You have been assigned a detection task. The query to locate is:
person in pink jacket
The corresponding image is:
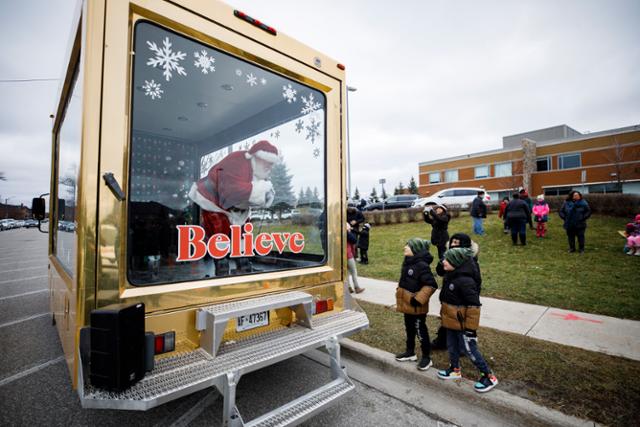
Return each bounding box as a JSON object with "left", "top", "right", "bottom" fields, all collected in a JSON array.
[{"left": 532, "top": 195, "right": 550, "bottom": 238}]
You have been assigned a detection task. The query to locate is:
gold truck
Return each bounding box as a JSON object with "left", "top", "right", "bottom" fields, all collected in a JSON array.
[{"left": 32, "top": 1, "right": 368, "bottom": 425}]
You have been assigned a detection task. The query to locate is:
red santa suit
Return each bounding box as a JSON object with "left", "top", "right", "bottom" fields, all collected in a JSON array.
[{"left": 189, "top": 140, "right": 278, "bottom": 239}]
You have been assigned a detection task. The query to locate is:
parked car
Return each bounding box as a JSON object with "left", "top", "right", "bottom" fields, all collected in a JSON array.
[
  {"left": 0, "top": 219, "right": 17, "bottom": 230},
  {"left": 363, "top": 195, "right": 419, "bottom": 211},
  {"left": 58, "top": 221, "right": 77, "bottom": 232},
  {"left": 14, "top": 220, "right": 26, "bottom": 228},
  {"left": 412, "top": 187, "right": 490, "bottom": 209},
  {"left": 25, "top": 219, "right": 39, "bottom": 228}
]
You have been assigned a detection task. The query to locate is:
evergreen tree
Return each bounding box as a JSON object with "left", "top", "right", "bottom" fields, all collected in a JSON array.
[
  {"left": 393, "top": 186, "right": 399, "bottom": 196},
  {"left": 381, "top": 187, "right": 388, "bottom": 200},
  {"left": 369, "top": 187, "right": 379, "bottom": 203},
  {"left": 298, "top": 187, "right": 306, "bottom": 206},
  {"left": 397, "top": 181, "right": 405, "bottom": 194},
  {"left": 311, "top": 186, "right": 322, "bottom": 208},
  {"left": 270, "top": 162, "right": 296, "bottom": 218},
  {"left": 304, "top": 187, "right": 314, "bottom": 207},
  {"left": 408, "top": 176, "right": 419, "bottom": 194},
  {"left": 354, "top": 187, "right": 360, "bottom": 201}
]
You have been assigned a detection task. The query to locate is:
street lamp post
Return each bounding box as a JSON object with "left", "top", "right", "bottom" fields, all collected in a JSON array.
[
  {"left": 346, "top": 86, "right": 357, "bottom": 201},
  {"left": 378, "top": 178, "right": 386, "bottom": 211},
  {"left": 4, "top": 197, "right": 12, "bottom": 219}
]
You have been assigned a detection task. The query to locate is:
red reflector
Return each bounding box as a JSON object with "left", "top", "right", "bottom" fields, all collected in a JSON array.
[
  {"left": 337, "top": 63, "right": 345, "bottom": 70},
  {"left": 154, "top": 336, "right": 164, "bottom": 354},
  {"left": 234, "top": 10, "right": 277, "bottom": 35},
  {"left": 316, "top": 300, "right": 328, "bottom": 314},
  {"left": 154, "top": 331, "right": 176, "bottom": 354}
]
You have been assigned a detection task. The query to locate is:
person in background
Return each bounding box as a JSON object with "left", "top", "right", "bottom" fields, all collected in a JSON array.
[
  {"left": 394, "top": 238, "right": 438, "bottom": 371},
  {"left": 498, "top": 196, "right": 509, "bottom": 234},
  {"left": 470, "top": 191, "right": 487, "bottom": 236},
  {"left": 358, "top": 198, "right": 367, "bottom": 211},
  {"left": 423, "top": 204, "right": 450, "bottom": 260},
  {"left": 358, "top": 223, "right": 371, "bottom": 264},
  {"left": 346, "top": 223, "right": 365, "bottom": 293},
  {"left": 437, "top": 247, "right": 498, "bottom": 393},
  {"left": 532, "top": 195, "right": 550, "bottom": 238},
  {"left": 520, "top": 189, "right": 534, "bottom": 230},
  {"left": 504, "top": 192, "right": 531, "bottom": 246},
  {"left": 347, "top": 205, "right": 365, "bottom": 259},
  {"left": 624, "top": 214, "right": 640, "bottom": 255},
  {"left": 559, "top": 190, "right": 591, "bottom": 254}
]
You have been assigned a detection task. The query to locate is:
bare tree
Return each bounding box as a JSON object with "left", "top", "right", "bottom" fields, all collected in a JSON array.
[{"left": 603, "top": 136, "right": 630, "bottom": 192}]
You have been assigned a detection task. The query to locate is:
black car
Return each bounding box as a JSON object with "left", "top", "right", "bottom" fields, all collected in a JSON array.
[{"left": 364, "top": 195, "right": 419, "bottom": 211}]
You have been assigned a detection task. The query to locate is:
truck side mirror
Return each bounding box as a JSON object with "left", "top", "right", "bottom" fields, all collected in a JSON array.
[{"left": 32, "top": 197, "right": 46, "bottom": 220}]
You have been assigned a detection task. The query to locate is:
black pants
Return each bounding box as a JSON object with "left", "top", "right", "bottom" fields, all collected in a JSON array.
[
  {"left": 359, "top": 249, "right": 368, "bottom": 264},
  {"left": 566, "top": 226, "right": 586, "bottom": 251},
  {"left": 404, "top": 313, "right": 430, "bottom": 356},
  {"left": 509, "top": 218, "right": 527, "bottom": 245},
  {"left": 436, "top": 243, "right": 446, "bottom": 261}
]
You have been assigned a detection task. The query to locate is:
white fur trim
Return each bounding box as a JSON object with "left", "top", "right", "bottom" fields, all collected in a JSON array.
[
  {"left": 249, "top": 180, "right": 273, "bottom": 206},
  {"left": 188, "top": 183, "right": 249, "bottom": 224},
  {"left": 253, "top": 150, "right": 279, "bottom": 164}
]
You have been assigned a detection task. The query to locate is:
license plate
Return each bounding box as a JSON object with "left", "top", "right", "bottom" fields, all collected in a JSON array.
[{"left": 236, "top": 311, "right": 270, "bottom": 332}]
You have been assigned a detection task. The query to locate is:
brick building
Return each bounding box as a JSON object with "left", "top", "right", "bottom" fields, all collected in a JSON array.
[{"left": 418, "top": 124, "right": 640, "bottom": 201}]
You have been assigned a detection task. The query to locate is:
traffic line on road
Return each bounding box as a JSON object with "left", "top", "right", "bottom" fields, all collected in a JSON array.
[
  {"left": 0, "top": 289, "right": 48, "bottom": 301},
  {"left": 0, "top": 312, "right": 50, "bottom": 329},
  {"left": 0, "top": 275, "right": 48, "bottom": 286},
  {"left": 0, "top": 266, "right": 48, "bottom": 274},
  {"left": 0, "top": 356, "right": 65, "bottom": 388}
]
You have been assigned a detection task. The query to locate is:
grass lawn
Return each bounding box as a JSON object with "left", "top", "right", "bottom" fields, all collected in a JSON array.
[
  {"left": 357, "top": 214, "right": 640, "bottom": 320},
  {"left": 352, "top": 301, "right": 640, "bottom": 427}
]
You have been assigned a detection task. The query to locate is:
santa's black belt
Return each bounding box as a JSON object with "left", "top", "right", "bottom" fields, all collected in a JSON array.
[{"left": 228, "top": 207, "right": 247, "bottom": 213}]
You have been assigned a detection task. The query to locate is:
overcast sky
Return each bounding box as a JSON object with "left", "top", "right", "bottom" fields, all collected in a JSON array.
[{"left": 1, "top": 0, "right": 639, "bottom": 207}]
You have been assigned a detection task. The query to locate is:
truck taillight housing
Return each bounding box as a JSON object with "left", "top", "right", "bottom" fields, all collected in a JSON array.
[{"left": 312, "top": 297, "right": 334, "bottom": 315}]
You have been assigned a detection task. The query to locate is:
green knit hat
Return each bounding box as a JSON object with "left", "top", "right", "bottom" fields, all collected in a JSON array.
[
  {"left": 407, "top": 238, "right": 430, "bottom": 255},
  {"left": 444, "top": 247, "right": 474, "bottom": 268}
]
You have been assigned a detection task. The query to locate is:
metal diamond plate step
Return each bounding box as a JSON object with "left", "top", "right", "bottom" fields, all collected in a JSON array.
[{"left": 79, "top": 309, "right": 368, "bottom": 411}]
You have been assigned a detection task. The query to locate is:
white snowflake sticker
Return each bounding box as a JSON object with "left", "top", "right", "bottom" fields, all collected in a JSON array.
[
  {"left": 193, "top": 50, "right": 215, "bottom": 74},
  {"left": 142, "top": 79, "right": 163, "bottom": 100},
  {"left": 313, "top": 147, "right": 320, "bottom": 158},
  {"left": 260, "top": 77, "right": 267, "bottom": 85},
  {"left": 235, "top": 69, "right": 243, "bottom": 77},
  {"left": 246, "top": 73, "right": 258, "bottom": 86},
  {"left": 305, "top": 117, "right": 321, "bottom": 144},
  {"left": 300, "top": 93, "right": 321, "bottom": 115},
  {"left": 147, "top": 37, "right": 187, "bottom": 81},
  {"left": 282, "top": 84, "right": 297, "bottom": 103},
  {"left": 294, "top": 119, "right": 304, "bottom": 134}
]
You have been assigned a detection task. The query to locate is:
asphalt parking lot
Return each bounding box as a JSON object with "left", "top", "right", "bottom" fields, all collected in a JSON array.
[{"left": 0, "top": 229, "right": 443, "bottom": 427}]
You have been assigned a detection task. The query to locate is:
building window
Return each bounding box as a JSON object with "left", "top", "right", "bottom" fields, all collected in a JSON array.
[
  {"left": 588, "top": 183, "right": 621, "bottom": 194},
  {"left": 429, "top": 172, "right": 441, "bottom": 184},
  {"left": 558, "top": 153, "right": 581, "bottom": 170},
  {"left": 543, "top": 186, "right": 574, "bottom": 196},
  {"left": 444, "top": 169, "right": 458, "bottom": 182},
  {"left": 536, "top": 156, "right": 550, "bottom": 172},
  {"left": 474, "top": 165, "right": 489, "bottom": 179},
  {"left": 494, "top": 162, "right": 512, "bottom": 177}
]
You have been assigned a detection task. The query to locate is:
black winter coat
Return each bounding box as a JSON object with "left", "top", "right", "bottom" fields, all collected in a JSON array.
[
  {"left": 559, "top": 200, "right": 591, "bottom": 229},
  {"left": 504, "top": 199, "right": 531, "bottom": 222},
  {"left": 423, "top": 209, "right": 450, "bottom": 246},
  {"left": 470, "top": 197, "right": 487, "bottom": 218},
  {"left": 398, "top": 251, "right": 437, "bottom": 294},
  {"left": 439, "top": 259, "right": 481, "bottom": 307},
  {"left": 357, "top": 228, "right": 369, "bottom": 250},
  {"left": 347, "top": 210, "right": 365, "bottom": 231}
]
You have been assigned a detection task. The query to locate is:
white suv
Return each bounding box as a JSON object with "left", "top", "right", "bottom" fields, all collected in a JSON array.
[{"left": 412, "top": 188, "right": 490, "bottom": 209}]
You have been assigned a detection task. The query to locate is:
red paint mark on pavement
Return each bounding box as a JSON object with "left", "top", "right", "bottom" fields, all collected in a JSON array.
[{"left": 550, "top": 312, "right": 603, "bottom": 324}]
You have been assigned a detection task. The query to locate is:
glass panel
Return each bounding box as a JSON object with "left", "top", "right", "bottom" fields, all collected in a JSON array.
[
  {"left": 474, "top": 165, "right": 488, "bottom": 178},
  {"left": 536, "top": 157, "right": 550, "bottom": 171},
  {"left": 55, "top": 66, "right": 83, "bottom": 275},
  {"left": 494, "top": 162, "right": 512, "bottom": 177},
  {"left": 127, "top": 22, "right": 327, "bottom": 286},
  {"left": 429, "top": 172, "right": 440, "bottom": 183},
  {"left": 444, "top": 170, "right": 458, "bottom": 182},
  {"left": 559, "top": 154, "right": 581, "bottom": 169}
]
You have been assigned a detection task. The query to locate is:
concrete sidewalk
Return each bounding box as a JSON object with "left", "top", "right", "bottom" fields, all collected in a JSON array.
[{"left": 354, "top": 276, "right": 640, "bottom": 362}]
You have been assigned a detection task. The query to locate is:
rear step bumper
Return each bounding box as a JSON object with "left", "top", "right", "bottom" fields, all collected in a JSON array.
[{"left": 78, "top": 309, "right": 369, "bottom": 421}]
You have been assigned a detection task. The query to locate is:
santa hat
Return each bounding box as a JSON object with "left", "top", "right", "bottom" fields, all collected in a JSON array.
[{"left": 245, "top": 140, "right": 280, "bottom": 163}]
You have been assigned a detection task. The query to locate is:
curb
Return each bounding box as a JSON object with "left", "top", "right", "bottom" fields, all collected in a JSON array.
[{"left": 340, "top": 338, "right": 599, "bottom": 427}]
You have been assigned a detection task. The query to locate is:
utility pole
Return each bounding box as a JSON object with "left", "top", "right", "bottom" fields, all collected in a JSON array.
[{"left": 346, "top": 86, "right": 357, "bottom": 200}]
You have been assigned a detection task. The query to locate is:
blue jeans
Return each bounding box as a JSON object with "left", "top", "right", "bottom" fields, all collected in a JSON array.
[
  {"left": 446, "top": 329, "right": 490, "bottom": 374},
  {"left": 472, "top": 217, "right": 484, "bottom": 235}
]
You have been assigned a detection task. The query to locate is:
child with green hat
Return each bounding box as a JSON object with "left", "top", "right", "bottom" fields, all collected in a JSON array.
[
  {"left": 394, "top": 238, "right": 438, "bottom": 371},
  {"left": 437, "top": 247, "right": 498, "bottom": 393}
]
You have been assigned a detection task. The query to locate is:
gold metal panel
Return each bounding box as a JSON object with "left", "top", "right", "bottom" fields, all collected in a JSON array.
[{"left": 96, "top": 0, "right": 347, "bottom": 314}]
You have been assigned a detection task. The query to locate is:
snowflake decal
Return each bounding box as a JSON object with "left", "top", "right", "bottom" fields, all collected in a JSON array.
[
  {"left": 313, "top": 147, "right": 320, "bottom": 158},
  {"left": 301, "top": 93, "right": 321, "bottom": 115},
  {"left": 147, "top": 37, "right": 187, "bottom": 81},
  {"left": 282, "top": 84, "right": 297, "bottom": 103},
  {"left": 193, "top": 50, "right": 215, "bottom": 74},
  {"left": 142, "top": 79, "right": 163, "bottom": 100},
  {"left": 235, "top": 69, "right": 243, "bottom": 76},
  {"left": 246, "top": 73, "right": 258, "bottom": 86},
  {"left": 273, "top": 130, "right": 280, "bottom": 139},
  {"left": 294, "top": 119, "right": 304, "bottom": 134},
  {"left": 305, "top": 117, "right": 321, "bottom": 144},
  {"left": 260, "top": 77, "right": 267, "bottom": 85}
]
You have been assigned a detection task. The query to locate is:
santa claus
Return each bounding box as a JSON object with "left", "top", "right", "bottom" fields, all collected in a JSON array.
[{"left": 188, "top": 140, "right": 279, "bottom": 275}]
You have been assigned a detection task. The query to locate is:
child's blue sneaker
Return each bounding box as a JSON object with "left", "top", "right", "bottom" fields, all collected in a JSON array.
[
  {"left": 474, "top": 372, "right": 498, "bottom": 393},
  {"left": 437, "top": 366, "right": 461, "bottom": 379}
]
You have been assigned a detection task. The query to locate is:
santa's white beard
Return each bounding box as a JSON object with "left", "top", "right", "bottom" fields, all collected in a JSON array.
[{"left": 251, "top": 157, "right": 272, "bottom": 180}]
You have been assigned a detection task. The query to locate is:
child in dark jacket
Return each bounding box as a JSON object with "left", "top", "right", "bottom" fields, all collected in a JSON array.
[
  {"left": 437, "top": 247, "right": 498, "bottom": 393},
  {"left": 423, "top": 205, "right": 450, "bottom": 260},
  {"left": 394, "top": 238, "right": 438, "bottom": 371},
  {"left": 358, "top": 223, "right": 371, "bottom": 264}
]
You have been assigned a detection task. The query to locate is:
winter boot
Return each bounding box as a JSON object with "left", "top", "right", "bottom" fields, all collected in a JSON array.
[{"left": 395, "top": 350, "right": 417, "bottom": 362}]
